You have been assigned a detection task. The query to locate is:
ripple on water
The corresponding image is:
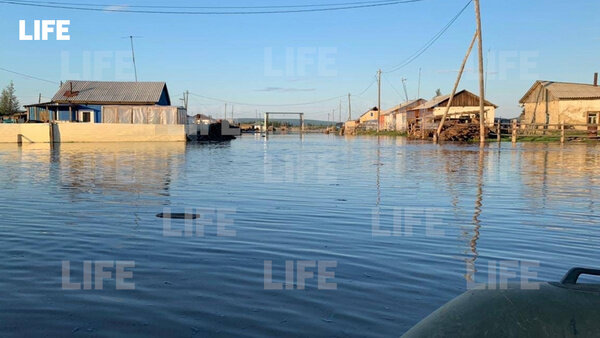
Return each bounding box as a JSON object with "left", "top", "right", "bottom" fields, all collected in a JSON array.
[{"left": 0, "top": 138, "right": 599, "bottom": 336}]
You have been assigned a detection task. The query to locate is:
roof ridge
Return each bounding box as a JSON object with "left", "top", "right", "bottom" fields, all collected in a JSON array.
[
  {"left": 63, "top": 80, "right": 166, "bottom": 84},
  {"left": 542, "top": 80, "right": 598, "bottom": 87}
]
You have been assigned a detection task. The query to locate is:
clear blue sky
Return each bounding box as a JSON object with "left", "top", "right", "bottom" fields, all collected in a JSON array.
[{"left": 1, "top": 0, "right": 599, "bottom": 120}]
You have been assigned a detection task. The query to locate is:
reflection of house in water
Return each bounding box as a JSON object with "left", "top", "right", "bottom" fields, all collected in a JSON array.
[
  {"left": 52, "top": 143, "right": 186, "bottom": 198},
  {"left": 519, "top": 144, "right": 600, "bottom": 211}
]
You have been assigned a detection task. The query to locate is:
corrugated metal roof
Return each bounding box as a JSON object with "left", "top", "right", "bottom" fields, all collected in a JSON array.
[
  {"left": 411, "top": 89, "right": 496, "bottom": 110},
  {"left": 381, "top": 99, "right": 423, "bottom": 116},
  {"left": 520, "top": 81, "right": 600, "bottom": 102},
  {"left": 413, "top": 95, "right": 452, "bottom": 110},
  {"left": 51, "top": 80, "right": 169, "bottom": 104}
]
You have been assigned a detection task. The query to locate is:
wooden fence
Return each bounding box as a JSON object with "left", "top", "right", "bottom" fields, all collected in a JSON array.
[{"left": 494, "top": 121, "right": 599, "bottom": 144}]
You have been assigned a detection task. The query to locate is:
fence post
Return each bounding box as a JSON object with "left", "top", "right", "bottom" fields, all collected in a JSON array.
[
  {"left": 511, "top": 120, "right": 517, "bottom": 144},
  {"left": 561, "top": 121, "right": 565, "bottom": 144},
  {"left": 496, "top": 121, "right": 501, "bottom": 142}
]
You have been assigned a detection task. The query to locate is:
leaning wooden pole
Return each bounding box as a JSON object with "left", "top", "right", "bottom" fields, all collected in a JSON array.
[
  {"left": 434, "top": 31, "right": 478, "bottom": 142},
  {"left": 474, "top": 0, "right": 486, "bottom": 145}
]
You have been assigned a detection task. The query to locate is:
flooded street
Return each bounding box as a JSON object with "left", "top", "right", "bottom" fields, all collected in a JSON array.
[{"left": 1, "top": 135, "right": 599, "bottom": 337}]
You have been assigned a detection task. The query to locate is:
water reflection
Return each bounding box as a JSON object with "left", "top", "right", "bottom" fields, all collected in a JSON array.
[
  {"left": 1, "top": 137, "right": 600, "bottom": 336},
  {"left": 465, "top": 148, "right": 485, "bottom": 283},
  {"left": 52, "top": 143, "right": 186, "bottom": 200}
]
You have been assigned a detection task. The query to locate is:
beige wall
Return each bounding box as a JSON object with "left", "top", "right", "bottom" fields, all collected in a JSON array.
[
  {"left": 56, "top": 123, "right": 186, "bottom": 142},
  {"left": 522, "top": 99, "right": 600, "bottom": 127},
  {"left": 359, "top": 110, "right": 378, "bottom": 123},
  {"left": 522, "top": 101, "right": 558, "bottom": 125},
  {"left": 383, "top": 114, "right": 395, "bottom": 131},
  {"left": 432, "top": 106, "right": 496, "bottom": 126},
  {"left": 1, "top": 123, "right": 196, "bottom": 143},
  {"left": 559, "top": 99, "right": 600, "bottom": 125},
  {"left": 0, "top": 124, "right": 51, "bottom": 143},
  {"left": 395, "top": 113, "right": 407, "bottom": 131}
]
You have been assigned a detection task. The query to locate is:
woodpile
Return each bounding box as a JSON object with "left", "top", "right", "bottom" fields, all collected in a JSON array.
[{"left": 439, "top": 119, "right": 489, "bottom": 142}]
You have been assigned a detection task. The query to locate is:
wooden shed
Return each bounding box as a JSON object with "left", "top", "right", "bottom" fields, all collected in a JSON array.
[{"left": 407, "top": 90, "right": 497, "bottom": 132}]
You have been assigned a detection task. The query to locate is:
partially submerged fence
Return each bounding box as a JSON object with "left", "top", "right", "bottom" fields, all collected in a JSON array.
[
  {"left": 494, "top": 121, "right": 599, "bottom": 143},
  {"left": 406, "top": 117, "right": 600, "bottom": 143}
]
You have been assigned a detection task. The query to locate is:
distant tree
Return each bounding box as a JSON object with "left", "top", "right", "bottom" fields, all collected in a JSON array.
[
  {"left": 0, "top": 82, "right": 20, "bottom": 116},
  {"left": 435, "top": 88, "right": 443, "bottom": 97}
]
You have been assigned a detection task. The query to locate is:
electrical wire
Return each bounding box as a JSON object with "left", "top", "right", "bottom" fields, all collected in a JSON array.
[
  {"left": 6, "top": 0, "right": 415, "bottom": 9},
  {"left": 383, "top": 0, "right": 472, "bottom": 73},
  {"left": 354, "top": 75, "right": 378, "bottom": 97},
  {"left": 0, "top": 67, "right": 58, "bottom": 84},
  {"left": 188, "top": 92, "right": 345, "bottom": 107},
  {"left": 382, "top": 74, "right": 404, "bottom": 99},
  {"left": 0, "top": 0, "right": 424, "bottom": 15}
]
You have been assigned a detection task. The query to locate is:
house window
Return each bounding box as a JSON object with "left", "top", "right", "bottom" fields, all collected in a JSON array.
[
  {"left": 78, "top": 110, "right": 94, "bottom": 123},
  {"left": 588, "top": 112, "right": 599, "bottom": 125}
]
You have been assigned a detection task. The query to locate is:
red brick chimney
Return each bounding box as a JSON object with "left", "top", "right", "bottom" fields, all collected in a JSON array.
[{"left": 594, "top": 72, "right": 598, "bottom": 86}]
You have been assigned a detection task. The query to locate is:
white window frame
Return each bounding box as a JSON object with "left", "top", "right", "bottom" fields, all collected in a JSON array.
[
  {"left": 587, "top": 112, "right": 599, "bottom": 125},
  {"left": 78, "top": 110, "right": 95, "bottom": 123}
]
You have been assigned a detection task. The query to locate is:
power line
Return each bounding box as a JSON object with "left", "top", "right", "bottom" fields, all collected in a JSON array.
[
  {"left": 382, "top": 74, "right": 404, "bottom": 100},
  {"left": 0, "top": 0, "right": 424, "bottom": 15},
  {"left": 0, "top": 67, "right": 58, "bottom": 84},
  {"left": 383, "top": 0, "right": 472, "bottom": 73},
  {"left": 189, "top": 92, "right": 345, "bottom": 107},
  {"left": 7, "top": 0, "right": 416, "bottom": 9},
  {"left": 0, "top": 63, "right": 378, "bottom": 110},
  {"left": 188, "top": 73, "right": 379, "bottom": 108},
  {"left": 355, "top": 75, "right": 378, "bottom": 97}
]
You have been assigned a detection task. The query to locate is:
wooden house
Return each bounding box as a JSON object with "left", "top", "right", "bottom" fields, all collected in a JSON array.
[{"left": 407, "top": 90, "right": 497, "bottom": 132}]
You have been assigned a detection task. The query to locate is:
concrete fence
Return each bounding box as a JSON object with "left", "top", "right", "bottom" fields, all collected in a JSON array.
[
  {"left": 0, "top": 124, "right": 51, "bottom": 143},
  {"left": 0, "top": 123, "right": 188, "bottom": 143}
]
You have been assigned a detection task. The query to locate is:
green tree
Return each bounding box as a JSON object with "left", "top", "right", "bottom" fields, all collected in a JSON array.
[
  {"left": 0, "top": 81, "right": 20, "bottom": 116},
  {"left": 435, "top": 88, "right": 443, "bottom": 97}
]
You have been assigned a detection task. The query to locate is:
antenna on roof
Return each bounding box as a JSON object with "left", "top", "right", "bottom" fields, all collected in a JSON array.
[{"left": 122, "top": 35, "right": 143, "bottom": 82}]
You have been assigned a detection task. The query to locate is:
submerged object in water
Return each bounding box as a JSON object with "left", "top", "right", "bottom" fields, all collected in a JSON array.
[
  {"left": 156, "top": 213, "right": 198, "bottom": 219},
  {"left": 403, "top": 268, "right": 600, "bottom": 337}
]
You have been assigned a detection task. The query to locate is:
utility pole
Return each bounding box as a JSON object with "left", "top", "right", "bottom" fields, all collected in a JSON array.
[
  {"left": 331, "top": 109, "right": 335, "bottom": 127},
  {"left": 434, "top": 31, "right": 478, "bottom": 142},
  {"left": 417, "top": 67, "right": 422, "bottom": 99},
  {"left": 474, "top": 0, "right": 486, "bottom": 144},
  {"left": 377, "top": 69, "right": 382, "bottom": 132},
  {"left": 182, "top": 91, "right": 189, "bottom": 111},
  {"left": 402, "top": 78, "right": 409, "bottom": 102},
  {"left": 485, "top": 48, "right": 490, "bottom": 96},
  {"left": 128, "top": 35, "right": 138, "bottom": 82},
  {"left": 347, "top": 93, "right": 352, "bottom": 121},
  {"left": 231, "top": 105, "right": 234, "bottom": 122},
  {"left": 339, "top": 100, "right": 342, "bottom": 123},
  {"left": 224, "top": 103, "right": 227, "bottom": 120},
  {"left": 38, "top": 93, "right": 41, "bottom": 103}
]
